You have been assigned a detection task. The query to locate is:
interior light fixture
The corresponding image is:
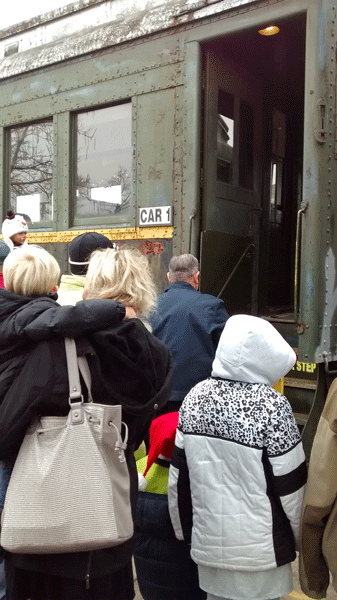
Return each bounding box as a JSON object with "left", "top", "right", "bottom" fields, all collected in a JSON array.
[{"left": 258, "top": 25, "right": 280, "bottom": 36}]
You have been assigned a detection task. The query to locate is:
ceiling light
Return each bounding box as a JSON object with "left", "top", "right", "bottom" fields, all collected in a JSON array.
[{"left": 258, "top": 25, "right": 280, "bottom": 36}]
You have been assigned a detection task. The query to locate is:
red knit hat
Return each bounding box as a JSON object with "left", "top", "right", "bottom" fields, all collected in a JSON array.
[{"left": 138, "top": 412, "right": 179, "bottom": 490}]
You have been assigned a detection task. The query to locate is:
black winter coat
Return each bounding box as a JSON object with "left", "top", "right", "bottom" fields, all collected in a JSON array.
[
  {"left": 0, "top": 289, "right": 173, "bottom": 594},
  {"left": 0, "top": 288, "right": 126, "bottom": 413},
  {"left": 134, "top": 492, "right": 206, "bottom": 600}
]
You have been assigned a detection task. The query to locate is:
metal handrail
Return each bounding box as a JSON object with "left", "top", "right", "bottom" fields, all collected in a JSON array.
[
  {"left": 217, "top": 243, "right": 254, "bottom": 299},
  {"left": 294, "top": 200, "right": 308, "bottom": 323},
  {"left": 188, "top": 209, "right": 197, "bottom": 254}
]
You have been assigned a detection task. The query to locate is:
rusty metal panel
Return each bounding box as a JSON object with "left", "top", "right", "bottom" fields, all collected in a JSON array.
[
  {"left": 26, "top": 227, "right": 173, "bottom": 245},
  {"left": 0, "top": 63, "right": 184, "bottom": 127},
  {"left": 179, "top": 40, "right": 201, "bottom": 255},
  {"left": 298, "top": 0, "right": 337, "bottom": 363},
  {"left": 0, "top": 0, "right": 276, "bottom": 78},
  {"left": 54, "top": 113, "right": 71, "bottom": 232},
  {"left": 41, "top": 236, "right": 173, "bottom": 293},
  {"left": 0, "top": 36, "right": 183, "bottom": 110},
  {"left": 136, "top": 88, "right": 177, "bottom": 215}
]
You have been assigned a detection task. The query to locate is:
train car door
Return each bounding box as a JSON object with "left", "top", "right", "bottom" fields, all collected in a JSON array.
[
  {"left": 200, "top": 49, "right": 263, "bottom": 315},
  {"left": 199, "top": 15, "right": 306, "bottom": 325}
]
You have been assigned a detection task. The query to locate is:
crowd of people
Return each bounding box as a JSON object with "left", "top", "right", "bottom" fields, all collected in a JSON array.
[{"left": 0, "top": 210, "right": 334, "bottom": 600}]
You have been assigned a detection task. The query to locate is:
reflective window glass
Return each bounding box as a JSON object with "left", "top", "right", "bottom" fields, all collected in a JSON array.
[
  {"left": 75, "top": 103, "right": 132, "bottom": 221},
  {"left": 217, "top": 90, "right": 234, "bottom": 184},
  {"left": 239, "top": 101, "right": 254, "bottom": 189},
  {"left": 10, "top": 121, "right": 53, "bottom": 223},
  {"left": 270, "top": 158, "right": 283, "bottom": 226}
]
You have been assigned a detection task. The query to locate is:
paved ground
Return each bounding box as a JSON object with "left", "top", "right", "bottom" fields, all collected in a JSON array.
[{"left": 134, "top": 557, "right": 336, "bottom": 600}]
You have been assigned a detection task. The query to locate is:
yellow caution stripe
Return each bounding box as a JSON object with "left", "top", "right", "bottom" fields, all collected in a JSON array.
[{"left": 1, "top": 226, "right": 173, "bottom": 244}]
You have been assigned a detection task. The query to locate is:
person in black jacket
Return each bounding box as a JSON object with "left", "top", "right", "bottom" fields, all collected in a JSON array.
[
  {"left": 150, "top": 254, "right": 229, "bottom": 412},
  {"left": 0, "top": 245, "right": 172, "bottom": 600},
  {"left": 134, "top": 411, "right": 206, "bottom": 600}
]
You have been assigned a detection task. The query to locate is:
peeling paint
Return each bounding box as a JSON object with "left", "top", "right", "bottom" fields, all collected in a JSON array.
[
  {"left": 0, "top": 0, "right": 260, "bottom": 79},
  {"left": 148, "top": 165, "right": 163, "bottom": 180},
  {"left": 315, "top": 247, "right": 337, "bottom": 362},
  {"left": 140, "top": 240, "right": 164, "bottom": 254}
]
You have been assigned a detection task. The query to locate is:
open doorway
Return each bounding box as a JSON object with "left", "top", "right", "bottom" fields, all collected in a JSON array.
[{"left": 199, "top": 13, "right": 306, "bottom": 320}]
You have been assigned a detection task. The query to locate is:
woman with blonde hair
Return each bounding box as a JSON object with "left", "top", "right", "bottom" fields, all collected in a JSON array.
[
  {"left": 0, "top": 245, "right": 172, "bottom": 600},
  {"left": 83, "top": 246, "right": 157, "bottom": 319}
]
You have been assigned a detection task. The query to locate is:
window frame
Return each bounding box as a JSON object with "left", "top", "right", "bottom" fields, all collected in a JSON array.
[
  {"left": 70, "top": 100, "right": 135, "bottom": 229},
  {"left": 5, "top": 118, "right": 55, "bottom": 231}
]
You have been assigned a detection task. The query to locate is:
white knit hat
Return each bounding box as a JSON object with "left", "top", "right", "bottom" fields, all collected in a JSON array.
[{"left": 2, "top": 210, "right": 28, "bottom": 250}]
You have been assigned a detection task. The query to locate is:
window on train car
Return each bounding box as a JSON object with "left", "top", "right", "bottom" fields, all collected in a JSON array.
[
  {"left": 217, "top": 90, "right": 234, "bottom": 184},
  {"left": 10, "top": 121, "right": 53, "bottom": 224},
  {"left": 75, "top": 103, "right": 132, "bottom": 222}
]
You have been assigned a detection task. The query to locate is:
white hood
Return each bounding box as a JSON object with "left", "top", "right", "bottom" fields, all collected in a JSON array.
[{"left": 212, "top": 314, "right": 296, "bottom": 386}]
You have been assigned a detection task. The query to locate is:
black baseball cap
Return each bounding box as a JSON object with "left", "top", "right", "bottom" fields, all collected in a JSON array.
[{"left": 69, "top": 232, "right": 114, "bottom": 275}]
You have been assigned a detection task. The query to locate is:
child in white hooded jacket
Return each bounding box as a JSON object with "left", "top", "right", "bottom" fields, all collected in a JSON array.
[{"left": 168, "top": 314, "right": 306, "bottom": 600}]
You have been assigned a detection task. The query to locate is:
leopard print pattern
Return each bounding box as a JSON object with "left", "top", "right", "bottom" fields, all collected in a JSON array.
[{"left": 179, "top": 378, "right": 301, "bottom": 456}]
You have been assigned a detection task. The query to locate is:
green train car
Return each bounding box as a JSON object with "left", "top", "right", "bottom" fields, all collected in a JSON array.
[{"left": 0, "top": 0, "right": 335, "bottom": 454}]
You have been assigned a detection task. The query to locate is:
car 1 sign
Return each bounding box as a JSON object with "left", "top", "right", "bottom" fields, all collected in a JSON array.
[{"left": 139, "top": 206, "right": 172, "bottom": 226}]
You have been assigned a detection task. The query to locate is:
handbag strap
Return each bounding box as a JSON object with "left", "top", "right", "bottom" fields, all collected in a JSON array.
[
  {"left": 78, "top": 357, "right": 93, "bottom": 403},
  {"left": 65, "top": 338, "right": 82, "bottom": 402},
  {"left": 64, "top": 338, "right": 92, "bottom": 424},
  {"left": 64, "top": 339, "right": 93, "bottom": 403}
]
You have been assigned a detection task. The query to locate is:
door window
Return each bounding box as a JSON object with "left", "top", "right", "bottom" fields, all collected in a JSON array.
[{"left": 217, "top": 90, "right": 234, "bottom": 183}]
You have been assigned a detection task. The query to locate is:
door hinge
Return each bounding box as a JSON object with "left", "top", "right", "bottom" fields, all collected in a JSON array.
[{"left": 202, "top": 71, "right": 206, "bottom": 90}]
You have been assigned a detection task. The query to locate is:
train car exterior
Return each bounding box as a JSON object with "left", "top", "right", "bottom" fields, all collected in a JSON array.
[{"left": 0, "top": 0, "right": 336, "bottom": 450}]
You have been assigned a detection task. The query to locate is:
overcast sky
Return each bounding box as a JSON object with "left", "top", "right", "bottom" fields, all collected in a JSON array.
[{"left": 2, "top": 0, "right": 70, "bottom": 28}]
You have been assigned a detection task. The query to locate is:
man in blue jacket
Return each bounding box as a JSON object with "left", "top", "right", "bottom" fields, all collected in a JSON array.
[{"left": 150, "top": 254, "right": 229, "bottom": 412}]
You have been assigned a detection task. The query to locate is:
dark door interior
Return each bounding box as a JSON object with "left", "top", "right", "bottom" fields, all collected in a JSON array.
[{"left": 200, "top": 13, "right": 306, "bottom": 320}]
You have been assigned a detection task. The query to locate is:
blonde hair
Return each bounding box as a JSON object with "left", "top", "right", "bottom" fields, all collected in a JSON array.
[
  {"left": 3, "top": 245, "right": 61, "bottom": 297},
  {"left": 83, "top": 247, "right": 157, "bottom": 317}
]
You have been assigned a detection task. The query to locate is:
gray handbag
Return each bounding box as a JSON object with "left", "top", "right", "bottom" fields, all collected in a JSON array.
[{"left": 1, "top": 338, "right": 133, "bottom": 554}]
